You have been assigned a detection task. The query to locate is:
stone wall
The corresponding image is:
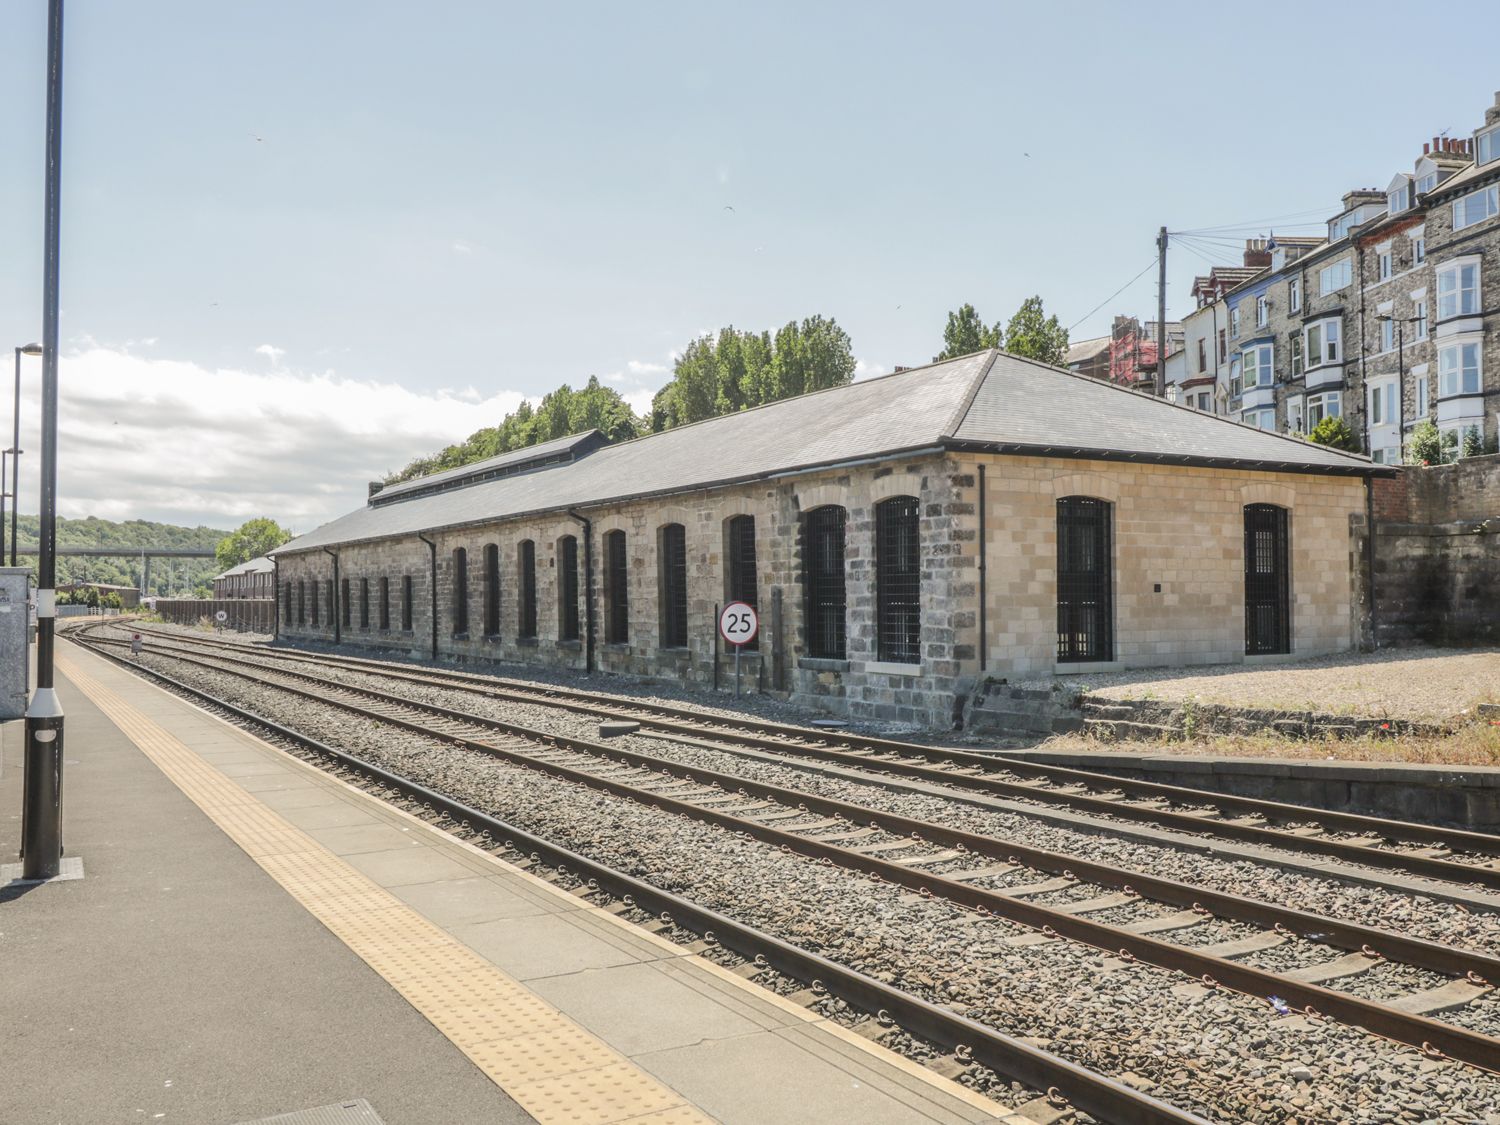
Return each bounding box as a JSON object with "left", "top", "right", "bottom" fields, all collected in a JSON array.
[{"left": 1372, "top": 455, "right": 1500, "bottom": 644}]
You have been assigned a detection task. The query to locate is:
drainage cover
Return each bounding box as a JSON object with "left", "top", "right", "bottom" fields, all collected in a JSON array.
[{"left": 235, "top": 1100, "right": 384, "bottom": 1125}]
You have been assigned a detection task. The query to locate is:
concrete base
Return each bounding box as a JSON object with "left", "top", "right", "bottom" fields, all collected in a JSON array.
[
  {"left": 994, "top": 747, "right": 1500, "bottom": 833},
  {"left": 0, "top": 853, "right": 84, "bottom": 887}
]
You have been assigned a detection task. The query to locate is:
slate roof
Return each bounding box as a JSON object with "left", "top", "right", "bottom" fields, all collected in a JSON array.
[
  {"left": 215, "top": 556, "right": 275, "bottom": 580},
  {"left": 278, "top": 350, "right": 1385, "bottom": 556},
  {"left": 375, "top": 431, "right": 606, "bottom": 504}
]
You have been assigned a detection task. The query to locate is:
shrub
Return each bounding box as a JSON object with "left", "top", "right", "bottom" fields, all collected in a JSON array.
[
  {"left": 1462, "top": 426, "right": 1484, "bottom": 459},
  {"left": 1407, "top": 419, "right": 1441, "bottom": 466},
  {"left": 1308, "top": 415, "right": 1361, "bottom": 453}
]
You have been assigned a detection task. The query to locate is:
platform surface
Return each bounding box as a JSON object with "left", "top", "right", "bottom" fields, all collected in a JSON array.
[{"left": 1, "top": 639, "right": 1014, "bottom": 1125}]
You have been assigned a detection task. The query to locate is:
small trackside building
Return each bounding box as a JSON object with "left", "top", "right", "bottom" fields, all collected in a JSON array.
[{"left": 272, "top": 350, "right": 1390, "bottom": 728}]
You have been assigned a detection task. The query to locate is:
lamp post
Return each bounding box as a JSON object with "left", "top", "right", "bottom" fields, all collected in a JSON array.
[
  {"left": 21, "top": 0, "right": 66, "bottom": 881},
  {"left": 13, "top": 344, "right": 41, "bottom": 567}
]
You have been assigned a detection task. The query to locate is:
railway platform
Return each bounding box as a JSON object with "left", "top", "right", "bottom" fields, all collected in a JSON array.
[{"left": 0, "top": 641, "right": 1016, "bottom": 1125}]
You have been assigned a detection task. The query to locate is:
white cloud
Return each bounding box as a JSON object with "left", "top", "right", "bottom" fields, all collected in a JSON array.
[
  {"left": 452, "top": 240, "right": 474, "bottom": 255},
  {"left": 854, "top": 358, "right": 890, "bottom": 381},
  {"left": 627, "top": 359, "right": 669, "bottom": 377},
  {"left": 30, "top": 347, "right": 525, "bottom": 534},
  {"left": 255, "top": 343, "right": 285, "bottom": 363},
  {"left": 623, "top": 388, "right": 657, "bottom": 417}
]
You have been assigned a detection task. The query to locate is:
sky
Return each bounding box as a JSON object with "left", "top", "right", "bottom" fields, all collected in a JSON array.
[{"left": 1, "top": 1, "right": 1497, "bottom": 534}]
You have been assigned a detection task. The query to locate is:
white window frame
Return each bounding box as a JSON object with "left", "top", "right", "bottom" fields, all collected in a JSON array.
[
  {"left": 1453, "top": 186, "right": 1500, "bottom": 232},
  {"left": 1440, "top": 422, "right": 1484, "bottom": 462},
  {"left": 1416, "top": 170, "right": 1438, "bottom": 195},
  {"left": 1287, "top": 395, "right": 1305, "bottom": 434},
  {"left": 1479, "top": 125, "right": 1500, "bottom": 166},
  {"left": 1228, "top": 355, "right": 1242, "bottom": 398},
  {"left": 1388, "top": 185, "right": 1409, "bottom": 214},
  {"left": 1380, "top": 317, "right": 1395, "bottom": 353},
  {"left": 1413, "top": 364, "right": 1430, "bottom": 417},
  {"left": 1304, "top": 316, "right": 1341, "bottom": 368},
  {"left": 1288, "top": 277, "right": 1301, "bottom": 312},
  {"left": 1241, "top": 343, "right": 1273, "bottom": 389},
  {"left": 1438, "top": 339, "right": 1482, "bottom": 398},
  {"left": 1378, "top": 251, "right": 1393, "bottom": 281},
  {"left": 1255, "top": 295, "right": 1268, "bottom": 327},
  {"left": 1243, "top": 407, "right": 1275, "bottom": 430},
  {"left": 1306, "top": 391, "right": 1342, "bottom": 428},
  {"left": 1368, "top": 378, "right": 1397, "bottom": 427},
  {"left": 1230, "top": 306, "right": 1241, "bottom": 338},
  {"left": 1436, "top": 258, "right": 1481, "bottom": 321},
  {"left": 1412, "top": 299, "right": 1428, "bottom": 340},
  {"left": 1319, "top": 257, "right": 1352, "bottom": 295},
  {"left": 1412, "top": 234, "right": 1425, "bottom": 266}
]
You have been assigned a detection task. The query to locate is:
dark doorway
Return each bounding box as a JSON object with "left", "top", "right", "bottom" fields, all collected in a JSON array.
[
  {"left": 1056, "top": 496, "right": 1112, "bottom": 662},
  {"left": 1244, "top": 503, "right": 1291, "bottom": 655}
]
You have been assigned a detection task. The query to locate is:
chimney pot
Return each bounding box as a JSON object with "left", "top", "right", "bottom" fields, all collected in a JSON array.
[{"left": 1423, "top": 142, "right": 1430, "bottom": 154}]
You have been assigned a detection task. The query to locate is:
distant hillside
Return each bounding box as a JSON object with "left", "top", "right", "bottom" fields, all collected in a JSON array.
[{"left": 12, "top": 514, "right": 228, "bottom": 596}]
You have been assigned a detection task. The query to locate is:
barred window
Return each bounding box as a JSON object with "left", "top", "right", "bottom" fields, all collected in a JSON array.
[
  {"left": 297, "top": 580, "right": 306, "bottom": 625},
  {"left": 725, "top": 515, "right": 758, "bottom": 650},
  {"left": 341, "top": 577, "right": 352, "bottom": 628},
  {"left": 803, "top": 505, "right": 846, "bottom": 659},
  {"left": 452, "top": 548, "right": 469, "bottom": 635},
  {"left": 401, "top": 574, "right": 413, "bottom": 631},
  {"left": 359, "top": 577, "right": 370, "bottom": 629},
  {"left": 518, "top": 539, "right": 537, "bottom": 639},
  {"left": 558, "top": 535, "right": 580, "bottom": 641},
  {"left": 659, "top": 523, "right": 687, "bottom": 648},
  {"left": 875, "top": 496, "right": 921, "bottom": 663},
  {"left": 483, "top": 543, "right": 501, "bottom": 637},
  {"left": 310, "top": 580, "right": 319, "bottom": 625},
  {"left": 604, "top": 530, "right": 628, "bottom": 643},
  {"left": 285, "top": 581, "right": 294, "bottom": 624},
  {"left": 379, "top": 576, "right": 390, "bottom": 630},
  {"left": 1056, "top": 496, "right": 1113, "bottom": 662}
]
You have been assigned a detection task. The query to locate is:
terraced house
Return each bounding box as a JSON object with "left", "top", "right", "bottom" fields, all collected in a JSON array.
[
  {"left": 1170, "top": 91, "right": 1500, "bottom": 462},
  {"left": 274, "top": 350, "right": 1387, "bottom": 727}
]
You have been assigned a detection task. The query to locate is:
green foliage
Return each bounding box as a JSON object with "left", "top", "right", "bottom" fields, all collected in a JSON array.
[
  {"left": 934, "top": 303, "right": 1001, "bottom": 361},
  {"left": 1307, "top": 415, "right": 1361, "bottom": 453},
  {"left": 1440, "top": 428, "right": 1459, "bottom": 464},
  {"left": 215, "top": 517, "right": 294, "bottom": 571},
  {"left": 650, "top": 316, "right": 855, "bottom": 433},
  {"left": 1407, "top": 419, "right": 1441, "bottom": 466},
  {"left": 102, "top": 591, "right": 123, "bottom": 611},
  {"left": 388, "top": 376, "right": 642, "bottom": 485},
  {"left": 12, "top": 514, "right": 226, "bottom": 596},
  {"left": 1002, "top": 296, "right": 1070, "bottom": 367},
  {"left": 1462, "top": 426, "right": 1484, "bottom": 459}
]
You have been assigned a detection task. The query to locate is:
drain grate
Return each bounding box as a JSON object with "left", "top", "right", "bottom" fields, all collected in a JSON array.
[{"left": 235, "top": 1100, "right": 384, "bottom": 1125}]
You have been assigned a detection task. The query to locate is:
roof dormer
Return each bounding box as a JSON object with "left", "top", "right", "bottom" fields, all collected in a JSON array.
[{"left": 1386, "top": 173, "right": 1413, "bottom": 215}]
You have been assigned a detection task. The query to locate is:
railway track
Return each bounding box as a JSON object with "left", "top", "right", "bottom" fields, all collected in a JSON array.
[
  {"left": 73, "top": 623, "right": 1500, "bottom": 1076},
  {"left": 65, "top": 625, "right": 1209, "bottom": 1125},
  {"left": 121, "top": 622, "right": 1500, "bottom": 892}
]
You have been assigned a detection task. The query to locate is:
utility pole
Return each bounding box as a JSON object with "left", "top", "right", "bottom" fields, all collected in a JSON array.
[
  {"left": 1156, "top": 226, "right": 1168, "bottom": 398},
  {"left": 22, "top": 0, "right": 67, "bottom": 881}
]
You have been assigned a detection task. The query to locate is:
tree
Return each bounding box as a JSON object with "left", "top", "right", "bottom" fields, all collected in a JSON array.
[
  {"left": 934, "top": 303, "right": 1001, "bottom": 361},
  {"left": 1308, "top": 416, "right": 1361, "bottom": 454},
  {"left": 1002, "top": 296, "right": 1070, "bottom": 367},
  {"left": 216, "top": 517, "right": 294, "bottom": 572},
  {"left": 1407, "top": 419, "right": 1441, "bottom": 466},
  {"left": 1461, "top": 425, "right": 1484, "bottom": 459}
]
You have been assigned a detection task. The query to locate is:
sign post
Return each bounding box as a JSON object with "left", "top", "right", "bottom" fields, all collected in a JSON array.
[{"left": 717, "top": 601, "right": 758, "bottom": 698}]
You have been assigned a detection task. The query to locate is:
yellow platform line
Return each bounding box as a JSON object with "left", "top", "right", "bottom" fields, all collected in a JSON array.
[{"left": 57, "top": 651, "right": 712, "bottom": 1125}]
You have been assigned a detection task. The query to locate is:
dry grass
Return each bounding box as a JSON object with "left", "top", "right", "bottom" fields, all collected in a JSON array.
[{"left": 1040, "top": 722, "right": 1500, "bottom": 768}]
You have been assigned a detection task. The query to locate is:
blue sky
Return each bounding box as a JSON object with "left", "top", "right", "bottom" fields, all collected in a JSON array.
[{"left": 1, "top": 1, "right": 1497, "bottom": 530}]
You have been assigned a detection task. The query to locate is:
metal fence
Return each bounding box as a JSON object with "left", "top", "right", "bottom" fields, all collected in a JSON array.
[{"left": 152, "top": 598, "right": 274, "bottom": 633}]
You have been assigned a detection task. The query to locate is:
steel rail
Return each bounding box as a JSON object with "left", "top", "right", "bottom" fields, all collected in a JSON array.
[
  {"left": 122, "top": 623, "right": 1500, "bottom": 861},
  {"left": 77, "top": 632, "right": 1500, "bottom": 1071},
  {"left": 106, "top": 626, "right": 1500, "bottom": 891},
  {"left": 67, "top": 633, "right": 1208, "bottom": 1125}
]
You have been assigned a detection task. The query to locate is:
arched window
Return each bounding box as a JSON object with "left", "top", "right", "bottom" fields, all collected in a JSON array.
[
  {"left": 378, "top": 576, "right": 390, "bottom": 630},
  {"left": 359, "top": 578, "right": 370, "bottom": 629},
  {"left": 725, "top": 515, "right": 758, "bottom": 650},
  {"left": 284, "top": 581, "right": 294, "bottom": 624},
  {"left": 658, "top": 524, "right": 687, "bottom": 648},
  {"left": 401, "top": 574, "right": 413, "bottom": 631},
  {"left": 483, "top": 543, "right": 501, "bottom": 637},
  {"left": 297, "top": 580, "right": 306, "bottom": 625},
  {"left": 803, "top": 506, "right": 847, "bottom": 659},
  {"left": 341, "top": 577, "right": 352, "bottom": 628},
  {"left": 1056, "top": 497, "right": 1112, "bottom": 662},
  {"left": 309, "top": 580, "right": 319, "bottom": 625},
  {"left": 1245, "top": 504, "right": 1291, "bottom": 655},
  {"left": 875, "top": 496, "right": 921, "bottom": 663},
  {"left": 604, "top": 530, "right": 628, "bottom": 644},
  {"left": 557, "top": 535, "right": 580, "bottom": 641},
  {"left": 452, "top": 547, "right": 469, "bottom": 635},
  {"left": 518, "top": 540, "right": 537, "bottom": 639}
]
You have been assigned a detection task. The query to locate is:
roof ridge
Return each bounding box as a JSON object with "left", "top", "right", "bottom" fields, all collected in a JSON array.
[{"left": 943, "top": 348, "right": 999, "bottom": 439}]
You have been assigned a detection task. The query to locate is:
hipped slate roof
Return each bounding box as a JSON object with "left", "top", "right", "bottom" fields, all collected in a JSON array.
[
  {"left": 215, "top": 555, "right": 275, "bottom": 580},
  {"left": 278, "top": 350, "right": 1384, "bottom": 555}
]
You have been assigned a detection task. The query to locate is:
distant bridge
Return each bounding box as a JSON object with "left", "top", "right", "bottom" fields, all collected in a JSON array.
[{"left": 7, "top": 545, "right": 220, "bottom": 592}]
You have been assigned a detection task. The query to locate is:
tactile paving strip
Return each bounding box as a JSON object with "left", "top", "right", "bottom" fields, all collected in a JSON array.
[{"left": 59, "top": 652, "right": 712, "bottom": 1125}]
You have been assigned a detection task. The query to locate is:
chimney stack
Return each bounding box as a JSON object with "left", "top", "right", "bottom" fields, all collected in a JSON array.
[{"left": 368, "top": 481, "right": 386, "bottom": 500}]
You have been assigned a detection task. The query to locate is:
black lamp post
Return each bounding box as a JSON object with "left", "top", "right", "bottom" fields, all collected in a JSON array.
[
  {"left": 21, "top": 0, "right": 66, "bottom": 881},
  {"left": 13, "top": 343, "right": 41, "bottom": 566}
]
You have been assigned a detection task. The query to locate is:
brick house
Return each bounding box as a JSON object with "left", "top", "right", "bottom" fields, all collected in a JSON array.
[
  {"left": 212, "top": 555, "right": 275, "bottom": 599},
  {"left": 273, "top": 351, "right": 1385, "bottom": 728}
]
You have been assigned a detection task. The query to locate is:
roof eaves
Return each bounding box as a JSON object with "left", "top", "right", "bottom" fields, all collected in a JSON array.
[{"left": 939, "top": 437, "right": 1394, "bottom": 478}]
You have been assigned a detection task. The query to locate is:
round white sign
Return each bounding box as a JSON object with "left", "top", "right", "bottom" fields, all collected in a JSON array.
[
  {"left": 215, "top": 610, "right": 228, "bottom": 622},
  {"left": 718, "top": 600, "right": 758, "bottom": 646}
]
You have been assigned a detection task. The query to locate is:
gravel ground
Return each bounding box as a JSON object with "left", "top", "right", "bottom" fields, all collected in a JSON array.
[
  {"left": 107, "top": 626, "right": 1500, "bottom": 959},
  {"left": 1031, "top": 646, "right": 1500, "bottom": 723},
  {"left": 91, "top": 635, "right": 1500, "bottom": 1122}
]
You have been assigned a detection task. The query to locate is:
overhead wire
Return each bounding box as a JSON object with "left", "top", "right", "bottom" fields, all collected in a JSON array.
[{"left": 1066, "top": 258, "right": 1160, "bottom": 333}]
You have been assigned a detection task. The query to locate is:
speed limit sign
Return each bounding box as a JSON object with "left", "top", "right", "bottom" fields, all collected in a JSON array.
[{"left": 718, "top": 601, "right": 758, "bottom": 647}]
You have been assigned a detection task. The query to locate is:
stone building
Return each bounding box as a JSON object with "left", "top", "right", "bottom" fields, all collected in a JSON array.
[
  {"left": 212, "top": 555, "right": 275, "bottom": 599},
  {"left": 273, "top": 350, "right": 1385, "bottom": 727}
]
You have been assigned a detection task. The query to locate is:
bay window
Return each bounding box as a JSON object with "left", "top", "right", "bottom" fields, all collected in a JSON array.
[
  {"left": 1369, "top": 380, "right": 1396, "bottom": 427},
  {"left": 1438, "top": 341, "right": 1482, "bottom": 397},
  {"left": 1479, "top": 125, "right": 1500, "bottom": 166},
  {"left": 1306, "top": 391, "right": 1341, "bottom": 429},
  {"left": 1436, "top": 260, "right": 1480, "bottom": 320},
  {"left": 1241, "top": 344, "right": 1273, "bottom": 388},
  {"left": 1305, "top": 318, "right": 1341, "bottom": 367},
  {"left": 1453, "top": 186, "right": 1499, "bottom": 231},
  {"left": 1319, "top": 257, "right": 1352, "bottom": 295}
]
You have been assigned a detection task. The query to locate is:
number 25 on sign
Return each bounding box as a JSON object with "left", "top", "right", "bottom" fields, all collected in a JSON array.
[{"left": 718, "top": 601, "right": 758, "bottom": 697}]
